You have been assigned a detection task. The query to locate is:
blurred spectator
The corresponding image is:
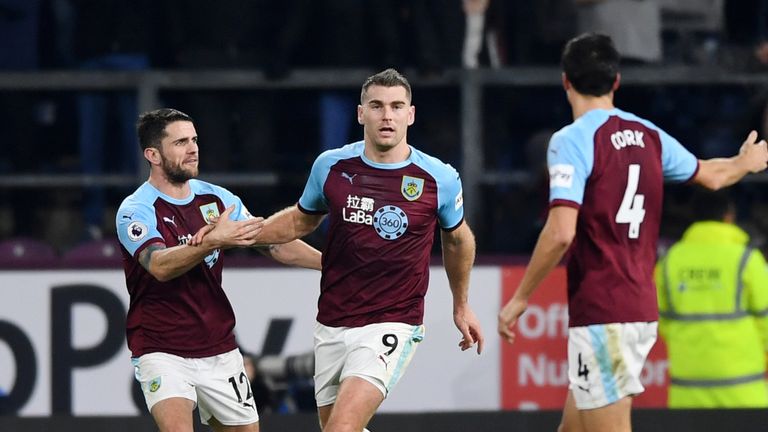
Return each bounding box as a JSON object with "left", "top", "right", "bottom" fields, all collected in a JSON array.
[
  {"left": 461, "top": 0, "right": 507, "bottom": 68},
  {"left": 0, "top": 0, "right": 40, "bottom": 70},
  {"left": 503, "top": 0, "right": 576, "bottom": 65},
  {"left": 406, "top": 0, "right": 464, "bottom": 74},
  {"left": 722, "top": 0, "right": 768, "bottom": 69},
  {"left": 659, "top": 0, "right": 724, "bottom": 65},
  {"left": 407, "top": 0, "right": 511, "bottom": 72},
  {"left": 166, "top": 0, "right": 276, "bottom": 173},
  {"left": 462, "top": 0, "right": 489, "bottom": 68},
  {"left": 655, "top": 188, "right": 768, "bottom": 408},
  {"left": 267, "top": 0, "right": 401, "bottom": 75},
  {"left": 0, "top": 0, "right": 41, "bottom": 174},
  {"left": 0, "top": 0, "right": 43, "bottom": 240},
  {"left": 67, "top": 0, "right": 164, "bottom": 240},
  {"left": 575, "top": 0, "right": 663, "bottom": 63},
  {"left": 489, "top": 129, "right": 552, "bottom": 253},
  {"left": 266, "top": 0, "right": 403, "bottom": 174}
]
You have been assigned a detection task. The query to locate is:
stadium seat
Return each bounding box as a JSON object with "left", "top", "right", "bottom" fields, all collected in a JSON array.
[
  {"left": 61, "top": 238, "right": 122, "bottom": 268},
  {"left": 0, "top": 237, "right": 59, "bottom": 269}
]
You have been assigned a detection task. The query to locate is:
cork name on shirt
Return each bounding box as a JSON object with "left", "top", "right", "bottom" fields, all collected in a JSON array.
[{"left": 610, "top": 129, "right": 645, "bottom": 151}]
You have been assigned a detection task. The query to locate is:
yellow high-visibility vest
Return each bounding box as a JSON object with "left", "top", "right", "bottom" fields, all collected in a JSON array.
[{"left": 655, "top": 221, "right": 768, "bottom": 408}]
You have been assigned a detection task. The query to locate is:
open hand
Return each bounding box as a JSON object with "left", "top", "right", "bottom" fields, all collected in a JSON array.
[
  {"left": 454, "top": 305, "right": 484, "bottom": 354},
  {"left": 189, "top": 205, "right": 264, "bottom": 248}
]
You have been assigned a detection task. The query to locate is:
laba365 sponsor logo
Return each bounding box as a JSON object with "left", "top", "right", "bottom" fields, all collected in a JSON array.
[
  {"left": 341, "top": 194, "right": 409, "bottom": 240},
  {"left": 342, "top": 194, "right": 375, "bottom": 225}
]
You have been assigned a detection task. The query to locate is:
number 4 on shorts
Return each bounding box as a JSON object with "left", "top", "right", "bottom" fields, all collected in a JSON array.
[{"left": 578, "top": 352, "right": 589, "bottom": 380}]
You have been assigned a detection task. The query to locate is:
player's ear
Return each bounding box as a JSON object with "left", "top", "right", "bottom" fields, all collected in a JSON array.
[
  {"left": 407, "top": 105, "right": 415, "bottom": 126},
  {"left": 144, "top": 147, "right": 161, "bottom": 165},
  {"left": 612, "top": 73, "right": 621, "bottom": 92},
  {"left": 357, "top": 105, "right": 364, "bottom": 125}
]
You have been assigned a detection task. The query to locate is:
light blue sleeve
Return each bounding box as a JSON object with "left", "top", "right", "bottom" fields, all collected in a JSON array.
[
  {"left": 658, "top": 128, "right": 698, "bottom": 182},
  {"left": 547, "top": 130, "right": 592, "bottom": 205},
  {"left": 413, "top": 150, "right": 464, "bottom": 229},
  {"left": 436, "top": 164, "right": 464, "bottom": 229},
  {"left": 298, "top": 152, "right": 333, "bottom": 213},
  {"left": 116, "top": 201, "right": 163, "bottom": 257}
]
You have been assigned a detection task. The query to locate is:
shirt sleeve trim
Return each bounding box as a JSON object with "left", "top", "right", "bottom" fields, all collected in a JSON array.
[
  {"left": 441, "top": 217, "right": 465, "bottom": 232},
  {"left": 297, "top": 203, "right": 328, "bottom": 215},
  {"left": 549, "top": 199, "right": 581, "bottom": 210},
  {"left": 683, "top": 160, "right": 701, "bottom": 184}
]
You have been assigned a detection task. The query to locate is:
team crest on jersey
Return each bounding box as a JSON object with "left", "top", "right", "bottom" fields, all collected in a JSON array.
[
  {"left": 148, "top": 376, "right": 161, "bottom": 393},
  {"left": 199, "top": 203, "right": 220, "bottom": 224},
  {"left": 127, "top": 221, "right": 148, "bottom": 242},
  {"left": 401, "top": 176, "right": 424, "bottom": 201}
]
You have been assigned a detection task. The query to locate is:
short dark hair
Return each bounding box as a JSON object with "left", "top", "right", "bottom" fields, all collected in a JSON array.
[
  {"left": 360, "top": 68, "right": 412, "bottom": 104},
  {"left": 561, "top": 33, "right": 620, "bottom": 97},
  {"left": 690, "top": 188, "right": 735, "bottom": 222},
  {"left": 136, "top": 108, "right": 194, "bottom": 150}
]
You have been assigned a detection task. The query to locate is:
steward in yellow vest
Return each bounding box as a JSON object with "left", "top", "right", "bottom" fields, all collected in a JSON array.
[{"left": 655, "top": 189, "right": 768, "bottom": 408}]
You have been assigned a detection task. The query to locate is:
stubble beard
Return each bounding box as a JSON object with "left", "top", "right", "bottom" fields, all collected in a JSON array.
[{"left": 161, "top": 157, "right": 197, "bottom": 185}]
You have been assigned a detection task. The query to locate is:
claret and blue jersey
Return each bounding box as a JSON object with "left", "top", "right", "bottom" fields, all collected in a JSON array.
[
  {"left": 116, "top": 180, "right": 251, "bottom": 358},
  {"left": 299, "top": 141, "right": 464, "bottom": 328},
  {"left": 547, "top": 108, "right": 699, "bottom": 327}
]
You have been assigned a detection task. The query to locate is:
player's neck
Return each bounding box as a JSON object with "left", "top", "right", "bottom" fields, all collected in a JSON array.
[
  {"left": 364, "top": 140, "right": 411, "bottom": 164},
  {"left": 148, "top": 173, "right": 192, "bottom": 200},
  {"left": 570, "top": 93, "right": 615, "bottom": 120}
]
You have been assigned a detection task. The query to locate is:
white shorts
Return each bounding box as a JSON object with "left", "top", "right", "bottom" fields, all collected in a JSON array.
[
  {"left": 567, "top": 321, "right": 657, "bottom": 410},
  {"left": 132, "top": 348, "right": 259, "bottom": 426},
  {"left": 313, "top": 321, "right": 425, "bottom": 407}
]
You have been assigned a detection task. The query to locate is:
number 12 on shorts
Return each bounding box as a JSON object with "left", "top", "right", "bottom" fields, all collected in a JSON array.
[
  {"left": 615, "top": 164, "right": 646, "bottom": 239},
  {"left": 228, "top": 372, "right": 255, "bottom": 410}
]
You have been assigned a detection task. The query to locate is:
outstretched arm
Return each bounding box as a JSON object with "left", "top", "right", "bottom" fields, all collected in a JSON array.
[
  {"left": 694, "top": 130, "right": 768, "bottom": 190},
  {"left": 141, "top": 206, "right": 263, "bottom": 281},
  {"left": 139, "top": 242, "right": 214, "bottom": 282},
  {"left": 256, "top": 205, "right": 325, "bottom": 244},
  {"left": 441, "top": 221, "right": 484, "bottom": 354},
  {"left": 498, "top": 205, "right": 577, "bottom": 343},
  {"left": 191, "top": 204, "right": 325, "bottom": 247},
  {"left": 256, "top": 240, "right": 322, "bottom": 270}
]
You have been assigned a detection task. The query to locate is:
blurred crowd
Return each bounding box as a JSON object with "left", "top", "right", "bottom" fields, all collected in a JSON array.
[{"left": 1, "top": 0, "right": 768, "bottom": 256}]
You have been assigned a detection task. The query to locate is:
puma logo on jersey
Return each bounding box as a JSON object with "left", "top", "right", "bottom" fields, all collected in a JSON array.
[
  {"left": 341, "top": 172, "right": 357, "bottom": 184},
  {"left": 163, "top": 216, "right": 176, "bottom": 227},
  {"left": 610, "top": 129, "right": 645, "bottom": 150}
]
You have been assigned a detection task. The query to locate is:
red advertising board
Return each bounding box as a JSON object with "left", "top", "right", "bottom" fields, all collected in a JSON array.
[{"left": 500, "top": 266, "right": 669, "bottom": 410}]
